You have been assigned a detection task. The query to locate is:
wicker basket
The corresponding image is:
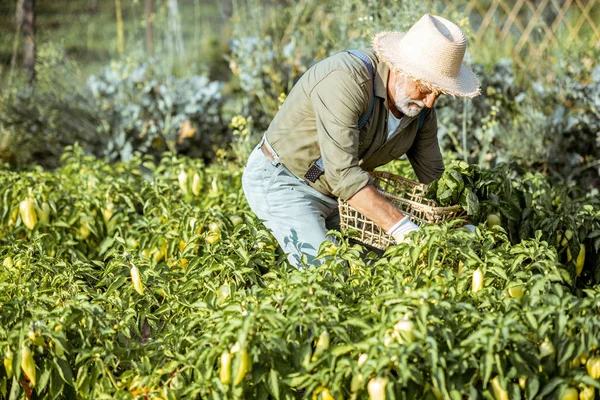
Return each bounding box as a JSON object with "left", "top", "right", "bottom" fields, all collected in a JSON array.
[{"left": 338, "top": 171, "right": 467, "bottom": 250}]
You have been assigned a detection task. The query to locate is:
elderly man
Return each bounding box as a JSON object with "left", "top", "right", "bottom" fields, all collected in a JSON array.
[{"left": 242, "top": 14, "right": 480, "bottom": 267}]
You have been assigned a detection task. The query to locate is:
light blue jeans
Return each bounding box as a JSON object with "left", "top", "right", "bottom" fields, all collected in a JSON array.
[{"left": 242, "top": 138, "right": 340, "bottom": 268}]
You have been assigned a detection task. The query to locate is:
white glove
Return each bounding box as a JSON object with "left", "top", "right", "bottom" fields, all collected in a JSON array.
[
  {"left": 387, "top": 216, "right": 420, "bottom": 243},
  {"left": 463, "top": 224, "right": 476, "bottom": 233}
]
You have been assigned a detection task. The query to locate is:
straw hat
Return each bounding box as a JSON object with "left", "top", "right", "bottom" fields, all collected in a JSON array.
[{"left": 373, "top": 14, "right": 481, "bottom": 98}]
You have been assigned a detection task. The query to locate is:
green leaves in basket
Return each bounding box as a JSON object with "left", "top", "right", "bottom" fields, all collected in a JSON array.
[
  {"left": 426, "top": 161, "right": 479, "bottom": 215},
  {"left": 428, "top": 168, "right": 464, "bottom": 205}
]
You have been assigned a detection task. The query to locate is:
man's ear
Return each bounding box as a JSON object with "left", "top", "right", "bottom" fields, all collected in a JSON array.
[{"left": 394, "top": 71, "right": 406, "bottom": 86}]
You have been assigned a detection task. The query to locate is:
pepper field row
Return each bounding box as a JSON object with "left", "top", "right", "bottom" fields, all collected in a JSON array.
[{"left": 0, "top": 145, "right": 599, "bottom": 399}]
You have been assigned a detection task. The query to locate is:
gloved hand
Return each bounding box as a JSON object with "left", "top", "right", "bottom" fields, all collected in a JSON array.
[
  {"left": 463, "top": 224, "right": 476, "bottom": 233},
  {"left": 387, "top": 215, "right": 420, "bottom": 243}
]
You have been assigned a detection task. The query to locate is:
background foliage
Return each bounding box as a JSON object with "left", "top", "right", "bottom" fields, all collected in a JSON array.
[{"left": 0, "top": 0, "right": 598, "bottom": 191}]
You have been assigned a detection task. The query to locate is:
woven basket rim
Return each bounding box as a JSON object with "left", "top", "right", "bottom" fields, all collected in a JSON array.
[
  {"left": 337, "top": 171, "right": 467, "bottom": 249},
  {"left": 370, "top": 171, "right": 425, "bottom": 185},
  {"left": 379, "top": 192, "right": 464, "bottom": 214}
]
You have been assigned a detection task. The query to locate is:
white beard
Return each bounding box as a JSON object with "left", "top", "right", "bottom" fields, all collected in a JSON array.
[{"left": 394, "top": 80, "right": 425, "bottom": 117}]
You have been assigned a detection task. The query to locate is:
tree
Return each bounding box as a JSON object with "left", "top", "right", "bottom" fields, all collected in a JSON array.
[
  {"left": 9, "top": 0, "right": 24, "bottom": 81},
  {"left": 8, "top": 0, "right": 36, "bottom": 87},
  {"left": 115, "top": 0, "right": 124, "bottom": 54},
  {"left": 22, "top": 0, "right": 36, "bottom": 86},
  {"left": 167, "top": 0, "right": 184, "bottom": 59},
  {"left": 145, "top": 0, "right": 154, "bottom": 56}
]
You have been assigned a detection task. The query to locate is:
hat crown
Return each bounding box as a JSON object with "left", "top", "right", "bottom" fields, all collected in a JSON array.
[
  {"left": 398, "top": 14, "right": 467, "bottom": 78},
  {"left": 372, "top": 14, "right": 481, "bottom": 97}
]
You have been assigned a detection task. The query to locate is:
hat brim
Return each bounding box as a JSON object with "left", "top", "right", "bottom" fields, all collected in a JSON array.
[{"left": 373, "top": 31, "right": 481, "bottom": 98}]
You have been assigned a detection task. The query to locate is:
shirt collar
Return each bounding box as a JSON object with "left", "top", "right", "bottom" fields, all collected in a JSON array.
[{"left": 374, "top": 55, "right": 389, "bottom": 99}]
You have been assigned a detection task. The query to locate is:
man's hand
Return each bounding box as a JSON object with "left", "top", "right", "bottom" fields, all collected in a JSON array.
[
  {"left": 346, "top": 184, "right": 406, "bottom": 232},
  {"left": 387, "top": 215, "right": 420, "bottom": 243},
  {"left": 347, "top": 184, "right": 419, "bottom": 243}
]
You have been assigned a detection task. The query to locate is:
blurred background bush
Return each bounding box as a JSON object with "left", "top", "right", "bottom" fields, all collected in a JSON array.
[{"left": 0, "top": 0, "right": 598, "bottom": 191}]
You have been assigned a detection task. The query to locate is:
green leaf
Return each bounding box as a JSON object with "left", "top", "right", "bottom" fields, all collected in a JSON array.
[
  {"left": 98, "top": 237, "right": 115, "bottom": 257},
  {"left": 557, "top": 342, "right": 575, "bottom": 366},
  {"left": 428, "top": 246, "right": 440, "bottom": 270},
  {"left": 285, "top": 373, "right": 310, "bottom": 388},
  {"left": 37, "top": 359, "right": 52, "bottom": 392},
  {"left": 464, "top": 189, "right": 480, "bottom": 216},
  {"left": 268, "top": 368, "right": 281, "bottom": 400},
  {"left": 54, "top": 358, "right": 74, "bottom": 385},
  {"left": 588, "top": 230, "right": 600, "bottom": 239},
  {"left": 438, "top": 189, "right": 454, "bottom": 204},
  {"left": 482, "top": 350, "right": 493, "bottom": 386},
  {"left": 526, "top": 376, "right": 540, "bottom": 399},
  {"left": 574, "top": 375, "right": 600, "bottom": 389},
  {"left": 8, "top": 377, "right": 20, "bottom": 400},
  {"left": 330, "top": 344, "right": 354, "bottom": 357},
  {"left": 537, "top": 377, "right": 563, "bottom": 398}
]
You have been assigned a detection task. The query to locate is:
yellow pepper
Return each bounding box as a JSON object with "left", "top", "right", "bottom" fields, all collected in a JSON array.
[
  {"left": 576, "top": 244, "right": 585, "bottom": 277},
  {"left": 586, "top": 356, "right": 600, "bottom": 379},
  {"left": 490, "top": 376, "right": 508, "bottom": 400},
  {"left": 178, "top": 170, "right": 189, "bottom": 196},
  {"left": 131, "top": 265, "right": 144, "bottom": 295},
  {"left": 8, "top": 208, "right": 19, "bottom": 227},
  {"left": 560, "top": 388, "right": 579, "bottom": 400},
  {"left": 19, "top": 198, "right": 37, "bottom": 230},
  {"left": 192, "top": 173, "right": 202, "bottom": 196},
  {"left": 219, "top": 351, "right": 231, "bottom": 385},
  {"left": 472, "top": 268, "right": 484, "bottom": 293},
  {"left": 508, "top": 285, "right": 524, "bottom": 299},
  {"left": 367, "top": 377, "right": 388, "bottom": 400},
  {"left": 4, "top": 349, "right": 13, "bottom": 379},
  {"left": 233, "top": 348, "right": 251, "bottom": 386},
  {"left": 35, "top": 202, "right": 51, "bottom": 225},
  {"left": 320, "top": 388, "right": 335, "bottom": 400},
  {"left": 392, "top": 319, "right": 415, "bottom": 344},
  {"left": 79, "top": 216, "right": 91, "bottom": 240},
  {"left": 357, "top": 353, "right": 368, "bottom": 367},
  {"left": 3, "top": 256, "right": 14, "bottom": 270},
  {"left": 311, "top": 330, "right": 330, "bottom": 362},
  {"left": 21, "top": 345, "right": 36, "bottom": 387},
  {"left": 102, "top": 202, "right": 115, "bottom": 227},
  {"left": 579, "top": 385, "right": 595, "bottom": 400},
  {"left": 518, "top": 376, "right": 527, "bottom": 390},
  {"left": 28, "top": 330, "right": 44, "bottom": 347},
  {"left": 539, "top": 338, "right": 555, "bottom": 358}
]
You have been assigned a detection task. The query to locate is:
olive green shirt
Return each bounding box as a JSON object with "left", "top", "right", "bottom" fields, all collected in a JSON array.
[{"left": 265, "top": 48, "right": 444, "bottom": 201}]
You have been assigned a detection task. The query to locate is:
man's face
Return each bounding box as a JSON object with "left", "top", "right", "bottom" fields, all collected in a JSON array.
[{"left": 392, "top": 73, "right": 440, "bottom": 117}]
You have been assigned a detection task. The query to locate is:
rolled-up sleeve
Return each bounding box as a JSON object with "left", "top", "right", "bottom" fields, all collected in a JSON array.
[
  {"left": 406, "top": 108, "right": 445, "bottom": 184},
  {"left": 310, "top": 70, "right": 374, "bottom": 201}
]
